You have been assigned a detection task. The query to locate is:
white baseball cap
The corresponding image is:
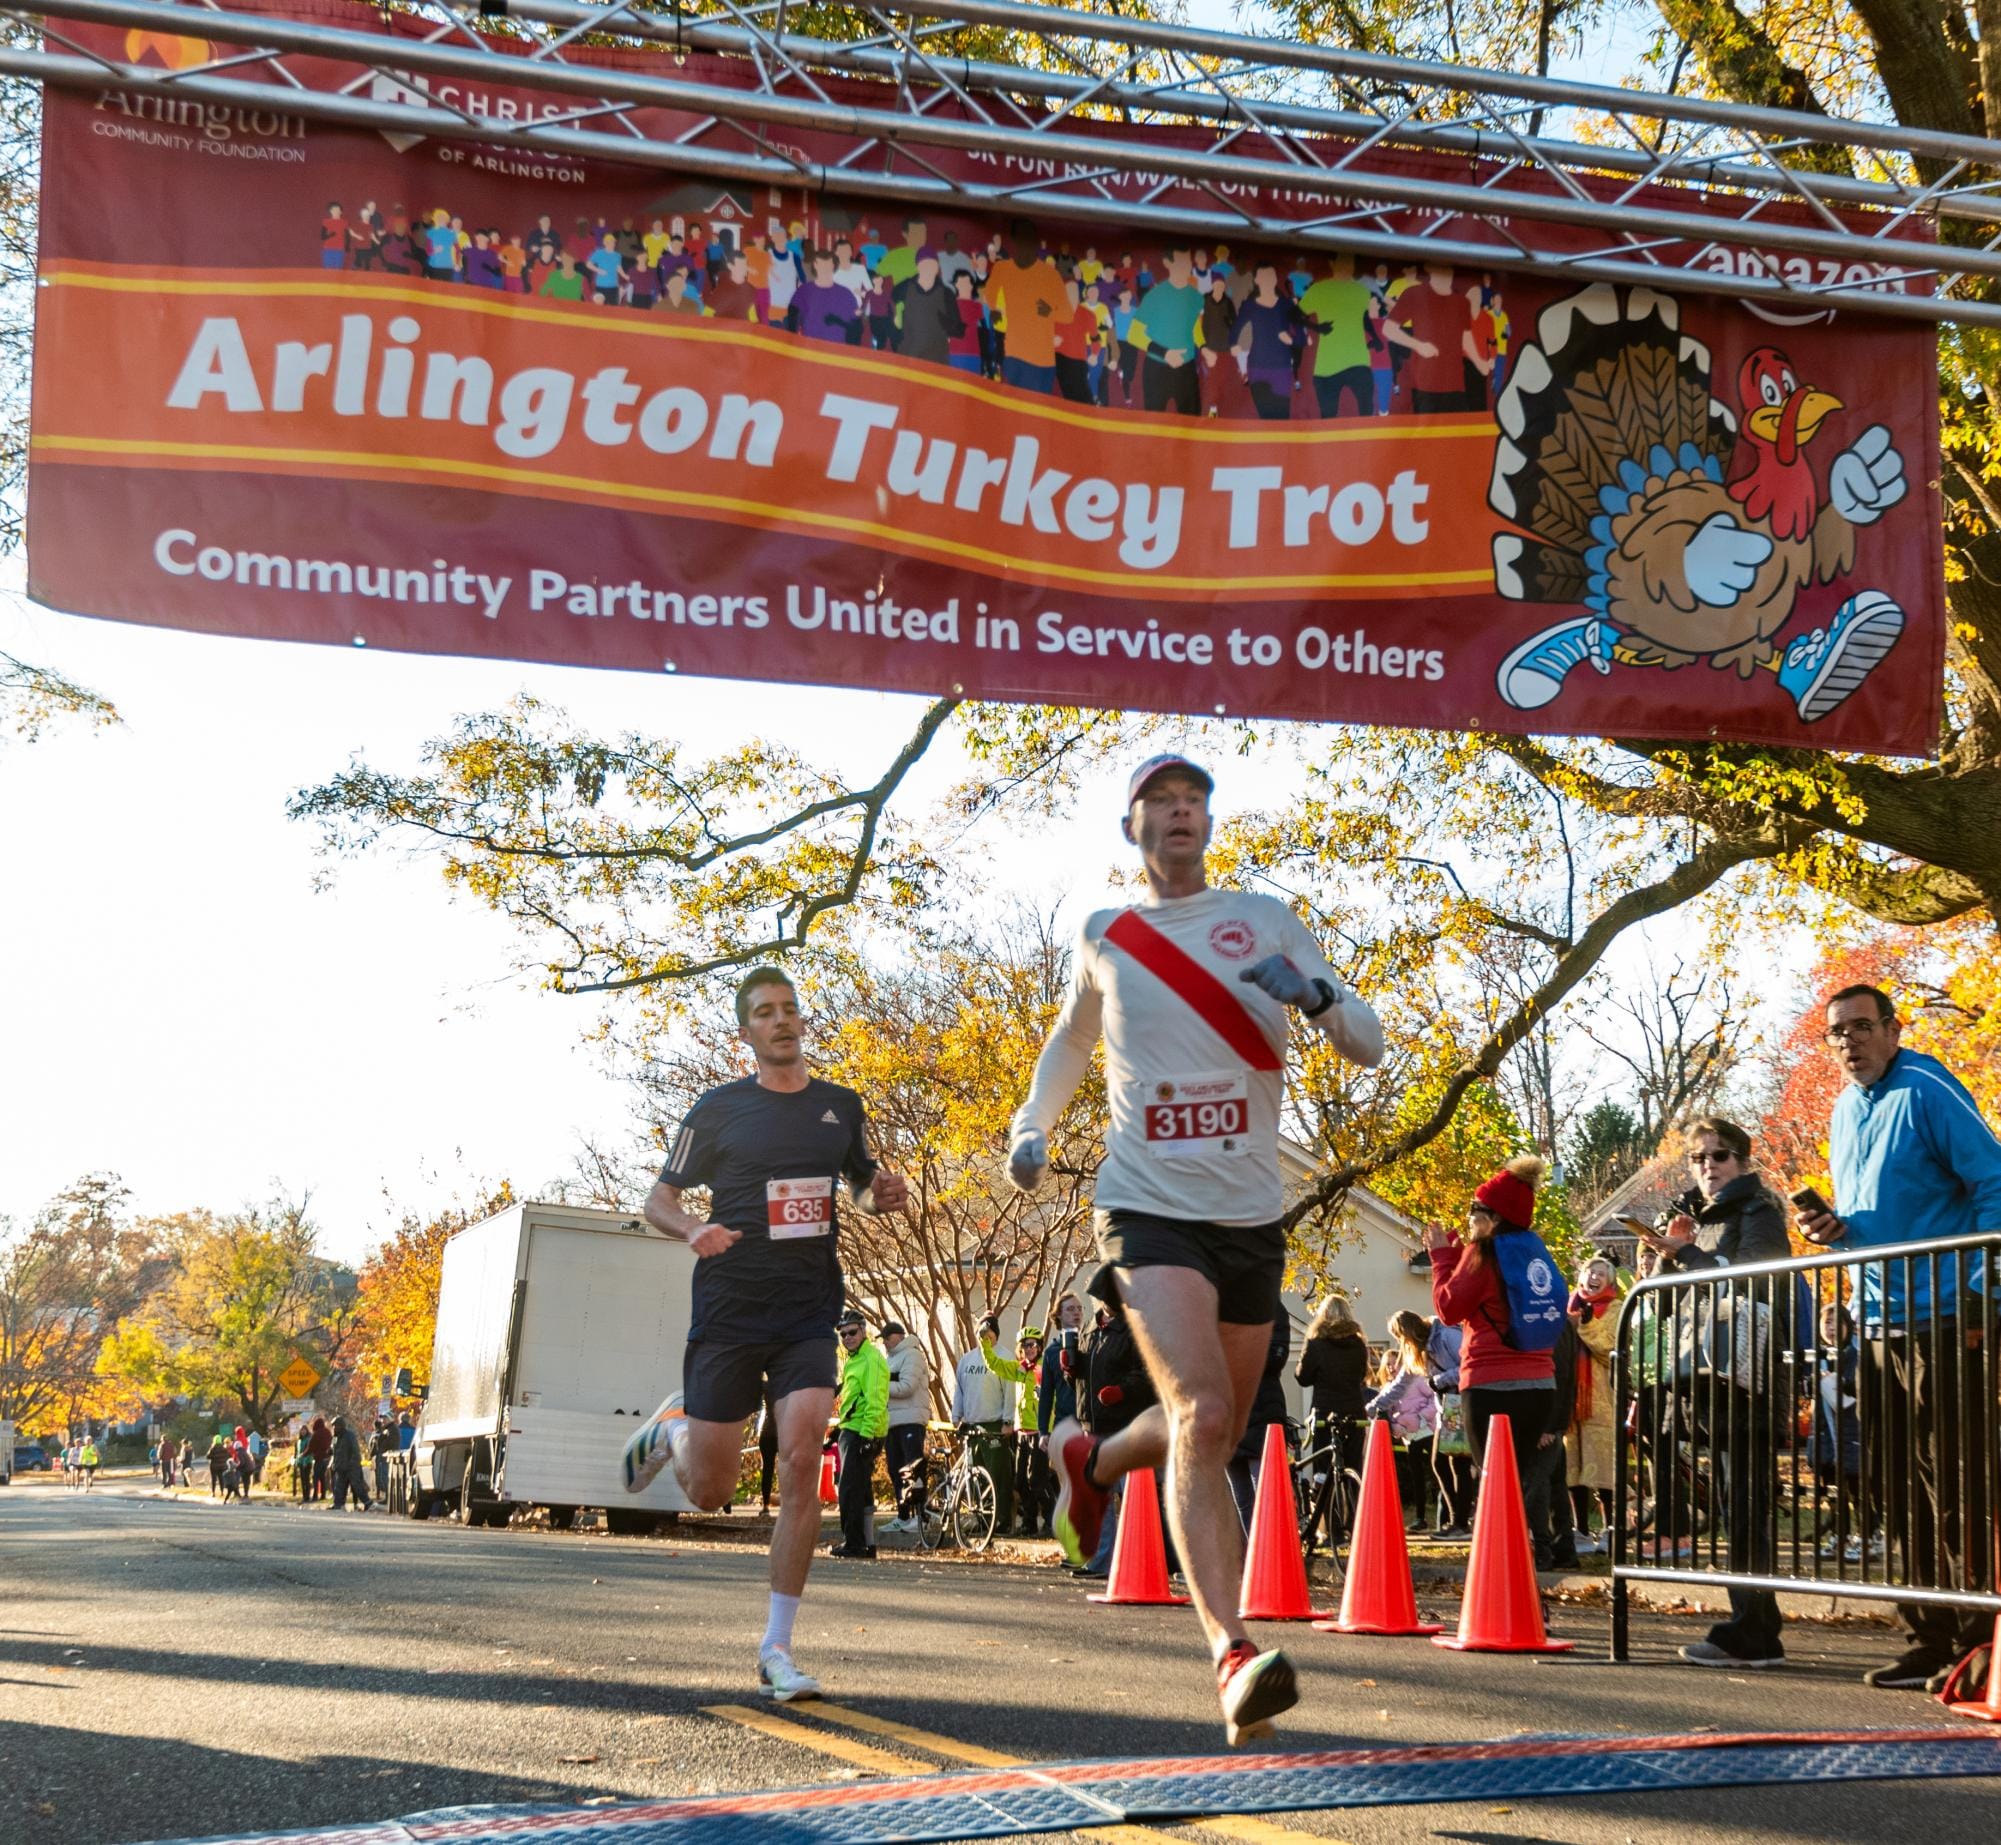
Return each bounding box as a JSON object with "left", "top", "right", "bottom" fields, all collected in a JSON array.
[{"left": 1125, "top": 753, "right": 1214, "bottom": 806}]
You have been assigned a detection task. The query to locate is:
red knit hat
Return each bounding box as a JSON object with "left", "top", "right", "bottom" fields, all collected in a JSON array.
[{"left": 1473, "top": 1155, "right": 1547, "bottom": 1229}]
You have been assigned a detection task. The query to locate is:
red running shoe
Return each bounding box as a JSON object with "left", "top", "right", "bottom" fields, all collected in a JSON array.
[
  {"left": 1217, "top": 1639, "right": 1297, "bottom": 1746},
  {"left": 1049, "top": 1417, "right": 1107, "bottom": 1569}
]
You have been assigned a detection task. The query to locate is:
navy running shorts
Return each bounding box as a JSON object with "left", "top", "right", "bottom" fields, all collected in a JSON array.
[{"left": 680, "top": 1334, "right": 838, "bottom": 1424}]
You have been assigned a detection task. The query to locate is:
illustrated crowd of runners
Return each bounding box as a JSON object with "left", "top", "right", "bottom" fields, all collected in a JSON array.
[
  {"left": 622, "top": 755, "right": 1386, "bottom": 1743},
  {"left": 316, "top": 201, "right": 1509, "bottom": 419}
]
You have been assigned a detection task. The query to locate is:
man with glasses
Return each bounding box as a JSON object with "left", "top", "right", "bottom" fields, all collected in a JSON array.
[
  {"left": 1797, "top": 982, "right": 2001, "bottom": 1691},
  {"left": 1655, "top": 1118, "right": 1791, "bottom": 1670},
  {"left": 622, "top": 966, "right": 907, "bottom": 1703},
  {"left": 830, "top": 1311, "right": 889, "bottom": 1558}
]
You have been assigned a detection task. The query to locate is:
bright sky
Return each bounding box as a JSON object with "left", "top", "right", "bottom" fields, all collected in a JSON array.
[{"left": 2, "top": 562, "right": 1265, "bottom": 1265}]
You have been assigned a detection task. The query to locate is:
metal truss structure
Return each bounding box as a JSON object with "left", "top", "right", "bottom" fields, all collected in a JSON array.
[{"left": 8, "top": 0, "right": 2001, "bottom": 325}]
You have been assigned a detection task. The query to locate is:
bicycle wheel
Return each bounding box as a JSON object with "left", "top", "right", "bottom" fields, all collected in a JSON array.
[
  {"left": 953, "top": 1464, "right": 998, "bottom": 1551},
  {"left": 918, "top": 1475, "right": 953, "bottom": 1550},
  {"left": 1329, "top": 1468, "right": 1365, "bottom": 1547}
]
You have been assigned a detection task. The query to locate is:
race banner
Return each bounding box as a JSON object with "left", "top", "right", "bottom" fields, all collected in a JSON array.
[{"left": 29, "top": 1, "right": 1946, "bottom": 753}]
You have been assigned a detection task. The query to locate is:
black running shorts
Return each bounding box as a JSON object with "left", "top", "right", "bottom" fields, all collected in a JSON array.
[
  {"left": 1096, "top": 1209, "right": 1285, "bottom": 1325},
  {"left": 681, "top": 1335, "right": 838, "bottom": 1424}
]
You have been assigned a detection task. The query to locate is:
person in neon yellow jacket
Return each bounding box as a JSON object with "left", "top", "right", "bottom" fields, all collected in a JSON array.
[
  {"left": 831, "top": 1311, "right": 889, "bottom": 1557},
  {"left": 981, "top": 1326, "right": 1049, "bottom": 1537}
]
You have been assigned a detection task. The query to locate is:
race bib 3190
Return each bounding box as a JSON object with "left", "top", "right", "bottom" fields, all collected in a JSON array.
[{"left": 1143, "top": 1073, "right": 1251, "bottom": 1158}]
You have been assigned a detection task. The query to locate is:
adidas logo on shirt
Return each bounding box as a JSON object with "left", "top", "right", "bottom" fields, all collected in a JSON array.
[{"left": 821, "top": 1109, "right": 840, "bottom": 1123}]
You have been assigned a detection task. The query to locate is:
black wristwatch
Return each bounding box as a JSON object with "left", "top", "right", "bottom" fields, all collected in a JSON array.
[{"left": 1303, "top": 978, "right": 1339, "bottom": 1018}]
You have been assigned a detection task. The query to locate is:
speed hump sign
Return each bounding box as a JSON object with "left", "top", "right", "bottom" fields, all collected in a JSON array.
[{"left": 278, "top": 1357, "right": 321, "bottom": 1398}]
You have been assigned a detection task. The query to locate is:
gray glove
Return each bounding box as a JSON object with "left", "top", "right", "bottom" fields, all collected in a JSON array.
[
  {"left": 1007, "top": 1129, "right": 1048, "bottom": 1194},
  {"left": 1237, "top": 954, "right": 1327, "bottom": 1012}
]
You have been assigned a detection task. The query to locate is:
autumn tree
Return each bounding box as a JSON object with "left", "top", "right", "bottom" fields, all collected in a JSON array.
[
  {"left": 354, "top": 1180, "right": 517, "bottom": 1395},
  {"left": 97, "top": 1203, "right": 360, "bottom": 1434},
  {"left": 1, "top": 651, "right": 117, "bottom": 741},
  {"left": 0, "top": 1174, "right": 155, "bottom": 1437},
  {"left": 291, "top": 692, "right": 957, "bottom": 995}
]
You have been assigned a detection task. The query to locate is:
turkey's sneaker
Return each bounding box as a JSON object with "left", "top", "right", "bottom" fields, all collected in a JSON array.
[
  {"left": 1217, "top": 1640, "right": 1297, "bottom": 1746},
  {"left": 621, "top": 1392, "right": 685, "bottom": 1494},
  {"left": 1048, "top": 1418, "right": 1108, "bottom": 1570},
  {"left": 758, "top": 1648, "right": 823, "bottom": 1703},
  {"left": 1777, "top": 591, "right": 1905, "bottom": 721},
  {"left": 1496, "top": 617, "right": 1618, "bottom": 711}
]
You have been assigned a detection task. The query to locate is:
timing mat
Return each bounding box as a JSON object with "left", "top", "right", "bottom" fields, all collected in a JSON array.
[{"left": 150, "top": 1726, "right": 2001, "bottom": 1845}]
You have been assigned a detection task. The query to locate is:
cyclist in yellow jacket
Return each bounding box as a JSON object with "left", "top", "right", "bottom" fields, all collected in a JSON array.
[{"left": 982, "top": 1326, "right": 1050, "bottom": 1537}]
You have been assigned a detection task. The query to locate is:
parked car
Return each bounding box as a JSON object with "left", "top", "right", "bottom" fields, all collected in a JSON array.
[{"left": 12, "top": 1442, "right": 52, "bottom": 1472}]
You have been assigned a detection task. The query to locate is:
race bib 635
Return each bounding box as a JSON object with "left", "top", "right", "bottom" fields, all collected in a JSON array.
[{"left": 767, "top": 1176, "right": 836, "bottom": 1238}]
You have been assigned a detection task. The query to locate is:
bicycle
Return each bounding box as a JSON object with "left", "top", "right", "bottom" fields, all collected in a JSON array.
[
  {"left": 917, "top": 1423, "right": 999, "bottom": 1552},
  {"left": 1293, "top": 1413, "right": 1365, "bottom": 1561}
]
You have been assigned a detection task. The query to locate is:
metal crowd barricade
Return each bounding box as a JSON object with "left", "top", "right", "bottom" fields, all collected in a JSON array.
[{"left": 1609, "top": 1230, "right": 2000, "bottom": 1660}]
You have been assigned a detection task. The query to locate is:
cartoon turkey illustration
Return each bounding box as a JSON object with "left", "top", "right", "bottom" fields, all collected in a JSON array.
[{"left": 1489, "top": 285, "right": 1907, "bottom": 721}]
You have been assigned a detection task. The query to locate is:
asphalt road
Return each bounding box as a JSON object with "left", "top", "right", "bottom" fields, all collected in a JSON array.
[{"left": 3, "top": 1474, "right": 1997, "bottom": 1845}]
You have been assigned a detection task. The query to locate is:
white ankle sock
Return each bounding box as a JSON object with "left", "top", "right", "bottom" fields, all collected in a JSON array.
[{"left": 761, "top": 1591, "right": 801, "bottom": 1658}]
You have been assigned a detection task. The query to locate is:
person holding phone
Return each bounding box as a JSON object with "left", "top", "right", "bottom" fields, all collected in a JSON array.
[
  {"left": 1037, "top": 1293, "right": 1086, "bottom": 1443},
  {"left": 1802, "top": 983, "right": 2001, "bottom": 1691},
  {"left": 1660, "top": 1117, "right": 1791, "bottom": 1670}
]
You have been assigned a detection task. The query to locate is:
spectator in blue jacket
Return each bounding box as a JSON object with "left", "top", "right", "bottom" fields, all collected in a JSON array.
[{"left": 1797, "top": 983, "right": 2001, "bottom": 1690}]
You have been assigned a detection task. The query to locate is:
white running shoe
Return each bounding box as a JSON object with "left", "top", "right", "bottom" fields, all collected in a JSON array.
[
  {"left": 622, "top": 1392, "right": 685, "bottom": 1495},
  {"left": 758, "top": 1648, "right": 823, "bottom": 1703}
]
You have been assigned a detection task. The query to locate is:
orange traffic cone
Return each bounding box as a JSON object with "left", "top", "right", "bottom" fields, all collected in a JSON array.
[
  {"left": 1314, "top": 1416, "right": 1442, "bottom": 1637},
  {"left": 1088, "top": 1468, "right": 1190, "bottom": 1606},
  {"left": 1946, "top": 1614, "right": 2001, "bottom": 1721},
  {"left": 1240, "top": 1422, "right": 1338, "bottom": 1620},
  {"left": 818, "top": 1444, "right": 837, "bottom": 1505},
  {"left": 1433, "top": 1414, "right": 1574, "bottom": 1654}
]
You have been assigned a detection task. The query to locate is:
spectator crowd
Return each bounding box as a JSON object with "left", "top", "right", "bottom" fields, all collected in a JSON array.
[{"left": 812, "top": 978, "right": 1997, "bottom": 1697}]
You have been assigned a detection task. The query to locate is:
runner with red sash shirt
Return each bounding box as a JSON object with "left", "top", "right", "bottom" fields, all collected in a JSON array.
[
  {"left": 621, "top": 966, "right": 907, "bottom": 1705},
  {"left": 1009, "top": 755, "right": 1384, "bottom": 1744}
]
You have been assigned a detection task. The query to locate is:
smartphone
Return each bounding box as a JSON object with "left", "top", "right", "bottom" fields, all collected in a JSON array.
[{"left": 1789, "top": 1185, "right": 1830, "bottom": 1217}]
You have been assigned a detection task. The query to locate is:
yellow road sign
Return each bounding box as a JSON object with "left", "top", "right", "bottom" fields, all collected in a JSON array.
[{"left": 278, "top": 1357, "right": 321, "bottom": 1397}]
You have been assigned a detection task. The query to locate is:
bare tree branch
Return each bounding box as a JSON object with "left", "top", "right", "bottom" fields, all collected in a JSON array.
[{"left": 1281, "top": 823, "right": 1796, "bottom": 1230}]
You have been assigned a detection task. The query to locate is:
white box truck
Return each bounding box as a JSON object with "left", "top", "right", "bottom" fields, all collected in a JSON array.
[{"left": 408, "top": 1201, "right": 696, "bottom": 1534}]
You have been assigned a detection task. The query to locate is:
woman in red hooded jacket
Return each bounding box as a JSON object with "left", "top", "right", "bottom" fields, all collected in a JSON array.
[{"left": 1423, "top": 1154, "right": 1556, "bottom": 1496}]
